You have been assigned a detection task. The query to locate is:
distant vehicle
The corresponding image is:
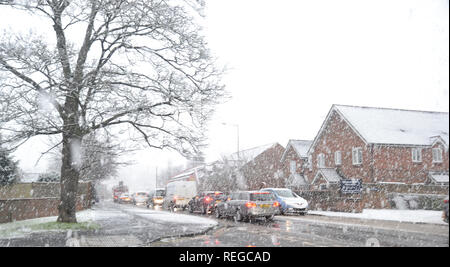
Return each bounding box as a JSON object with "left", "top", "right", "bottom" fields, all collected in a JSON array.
[
  {"left": 163, "top": 180, "right": 197, "bottom": 211},
  {"left": 215, "top": 191, "right": 280, "bottom": 222},
  {"left": 443, "top": 196, "right": 449, "bottom": 223},
  {"left": 132, "top": 191, "right": 149, "bottom": 206},
  {"left": 188, "top": 191, "right": 224, "bottom": 214},
  {"left": 260, "top": 188, "right": 308, "bottom": 215},
  {"left": 118, "top": 193, "right": 132, "bottom": 204},
  {"left": 112, "top": 181, "right": 129, "bottom": 203},
  {"left": 147, "top": 188, "right": 166, "bottom": 208}
]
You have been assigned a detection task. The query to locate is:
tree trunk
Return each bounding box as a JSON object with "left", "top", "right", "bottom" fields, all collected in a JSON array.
[{"left": 57, "top": 132, "right": 82, "bottom": 223}]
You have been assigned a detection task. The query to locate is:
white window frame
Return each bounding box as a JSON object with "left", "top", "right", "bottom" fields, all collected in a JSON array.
[
  {"left": 432, "top": 147, "right": 443, "bottom": 163},
  {"left": 335, "top": 151, "right": 342, "bottom": 166},
  {"left": 290, "top": 160, "right": 296, "bottom": 174},
  {"left": 319, "top": 183, "right": 328, "bottom": 190},
  {"left": 352, "top": 147, "right": 363, "bottom": 165},
  {"left": 411, "top": 148, "right": 422, "bottom": 163},
  {"left": 317, "top": 153, "right": 325, "bottom": 168}
]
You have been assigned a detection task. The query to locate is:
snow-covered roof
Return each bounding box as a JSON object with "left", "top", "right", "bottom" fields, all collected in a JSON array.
[
  {"left": 313, "top": 168, "right": 342, "bottom": 184},
  {"left": 281, "top": 140, "right": 313, "bottom": 161},
  {"left": 169, "top": 165, "right": 204, "bottom": 181},
  {"left": 428, "top": 172, "right": 449, "bottom": 184},
  {"left": 226, "top": 143, "right": 280, "bottom": 164},
  {"left": 334, "top": 105, "right": 449, "bottom": 146},
  {"left": 287, "top": 173, "right": 308, "bottom": 187}
]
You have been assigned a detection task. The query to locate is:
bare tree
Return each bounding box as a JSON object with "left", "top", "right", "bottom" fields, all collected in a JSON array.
[
  {"left": 0, "top": 0, "right": 225, "bottom": 222},
  {"left": 45, "top": 131, "right": 127, "bottom": 183}
]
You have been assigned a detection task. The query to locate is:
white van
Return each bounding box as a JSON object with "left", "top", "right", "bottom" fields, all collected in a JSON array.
[{"left": 163, "top": 180, "right": 197, "bottom": 211}]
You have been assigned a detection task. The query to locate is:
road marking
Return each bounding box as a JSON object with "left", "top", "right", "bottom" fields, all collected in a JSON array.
[{"left": 79, "top": 235, "right": 142, "bottom": 247}]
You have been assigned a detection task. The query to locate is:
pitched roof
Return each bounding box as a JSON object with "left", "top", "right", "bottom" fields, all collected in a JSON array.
[
  {"left": 281, "top": 140, "right": 313, "bottom": 161},
  {"left": 287, "top": 173, "right": 308, "bottom": 187},
  {"left": 310, "top": 104, "right": 449, "bottom": 153},
  {"left": 428, "top": 172, "right": 449, "bottom": 184},
  {"left": 226, "top": 143, "right": 281, "bottom": 164},
  {"left": 335, "top": 105, "right": 449, "bottom": 146},
  {"left": 312, "top": 168, "right": 342, "bottom": 184}
]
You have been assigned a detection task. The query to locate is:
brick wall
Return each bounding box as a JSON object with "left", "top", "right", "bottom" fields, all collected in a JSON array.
[
  {"left": 0, "top": 197, "right": 90, "bottom": 223},
  {"left": 297, "top": 183, "right": 448, "bottom": 213},
  {"left": 0, "top": 182, "right": 93, "bottom": 223},
  {"left": 241, "top": 144, "right": 285, "bottom": 190},
  {"left": 298, "top": 190, "right": 364, "bottom": 213},
  {"left": 310, "top": 110, "right": 371, "bottom": 183}
]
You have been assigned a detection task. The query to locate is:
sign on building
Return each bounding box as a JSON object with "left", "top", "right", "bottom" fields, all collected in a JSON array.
[{"left": 340, "top": 179, "right": 362, "bottom": 194}]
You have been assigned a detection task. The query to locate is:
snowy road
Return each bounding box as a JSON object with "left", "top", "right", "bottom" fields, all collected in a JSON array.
[
  {"left": 153, "top": 210, "right": 449, "bottom": 247},
  {"left": 0, "top": 201, "right": 447, "bottom": 247}
]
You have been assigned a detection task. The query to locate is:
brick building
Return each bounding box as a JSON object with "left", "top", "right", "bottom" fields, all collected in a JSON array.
[
  {"left": 280, "top": 140, "right": 313, "bottom": 190},
  {"left": 307, "top": 104, "right": 449, "bottom": 189},
  {"left": 227, "top": 143, "right": 285, "bottom": 190}
]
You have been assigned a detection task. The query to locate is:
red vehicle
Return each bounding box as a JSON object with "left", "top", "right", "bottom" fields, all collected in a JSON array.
[
  {"left": 112, "top": 182, "right": 129, "bottom": 203},
  {"left": 188, "top": 191, "right": 224, "bottom": 214}
]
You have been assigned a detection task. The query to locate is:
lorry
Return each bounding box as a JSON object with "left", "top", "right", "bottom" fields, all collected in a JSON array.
[
  {"left": 112, "top": 181, "right": 129, "bottom": 203},
  {"left": 163, "top": 180, "right": 197, "bottom": 211}
]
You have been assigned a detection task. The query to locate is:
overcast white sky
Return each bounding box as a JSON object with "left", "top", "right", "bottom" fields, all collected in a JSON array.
[{"left": 2, "top": 0, "right": 449, "bottom": 191}]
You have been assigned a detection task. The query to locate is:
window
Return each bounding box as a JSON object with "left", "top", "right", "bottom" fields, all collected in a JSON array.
[
  {"left": 335, "top": 151, "right": 342, "bottom": 166},
  {"left": 352, "top": 147, "right": 363, "bottom": 165},
  {"left": 319, "top": 183, "right": 328, "bottom": 190},
  {"left": 432, "top": 148, "right": 443, "bottom": 163},
  {"left": 308, "top": 155, "right": 313, "bottom": 171},
  {"left": 411, "top": 148, "right": 422, "bottom": 162},
  {"left": 290, "top": 160, "right": 296, "bottom": 174},
  {"left": 317, "top": 153, "right": 325, "bottom": 168}
]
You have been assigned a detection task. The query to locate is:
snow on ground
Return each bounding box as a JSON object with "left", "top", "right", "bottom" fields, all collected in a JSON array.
[
  {"left": 0, "top": 204, "right": 217, "bottom": 239},
  {"left": 119, "top": 205, "right": 218, "bottom": 227},
  {"left": 309, "top": 209, "right": 447, "bottom": 225},
  {"left": 0, "top": 215, "right": 58, "bottom": 238}
]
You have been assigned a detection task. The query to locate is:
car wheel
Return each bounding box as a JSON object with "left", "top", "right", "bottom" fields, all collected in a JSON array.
[
  {"left": 233, "top": 210, "right": 242, "bottom": 223},
  {"left": 265, "top": 215, "right": 275, "bottom": 222},
  {"left": 188, "top": 204, "right": 194, "bottom": 213},
  {"left": 215, "top": 208, "right": 221, "bottom": 219},
  {"left": 201, "top": 205, "right": 207, "bottom": 214}
]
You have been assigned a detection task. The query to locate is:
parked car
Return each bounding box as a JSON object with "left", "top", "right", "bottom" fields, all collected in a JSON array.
[
  {"left": 260, "top": 188, "right": 308, "bottom": 215},
  {"left": 443, "top": 196, "right": 449, "bottom": 223},
  {"left": 163, "top": 180, "right": 197, "bottom": 211},
  {"left": 147, "top": 188, "right": 166, "bottom": 208},
  {"left": 214, "top": 191, "right": 280, "bottom": 222},
  {"left": 118, "top": 193, "right": 132, "bottom": 204},
  {"left": 188, "top": 191, "right": 224, "bottom": 214},
  {"left": 131, "top": 191, "right": 149, "bottom": 206}
]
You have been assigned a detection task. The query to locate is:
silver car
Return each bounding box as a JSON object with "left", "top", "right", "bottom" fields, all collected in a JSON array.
[{"left": 215, "top": 191, "right": 280, "bottom": 222}]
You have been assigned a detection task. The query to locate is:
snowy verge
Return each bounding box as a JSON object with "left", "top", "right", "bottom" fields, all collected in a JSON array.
[{"left": 308, "top": 209, "right": 447, "bottom": 225}]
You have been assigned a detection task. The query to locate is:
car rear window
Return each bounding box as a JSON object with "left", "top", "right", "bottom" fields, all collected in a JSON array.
[
  {"left": 250, "top": 193, "right": 275, "bottom": 201},
  {"left": 155, "top": 190, "right": 165, "bottom": 196}
]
